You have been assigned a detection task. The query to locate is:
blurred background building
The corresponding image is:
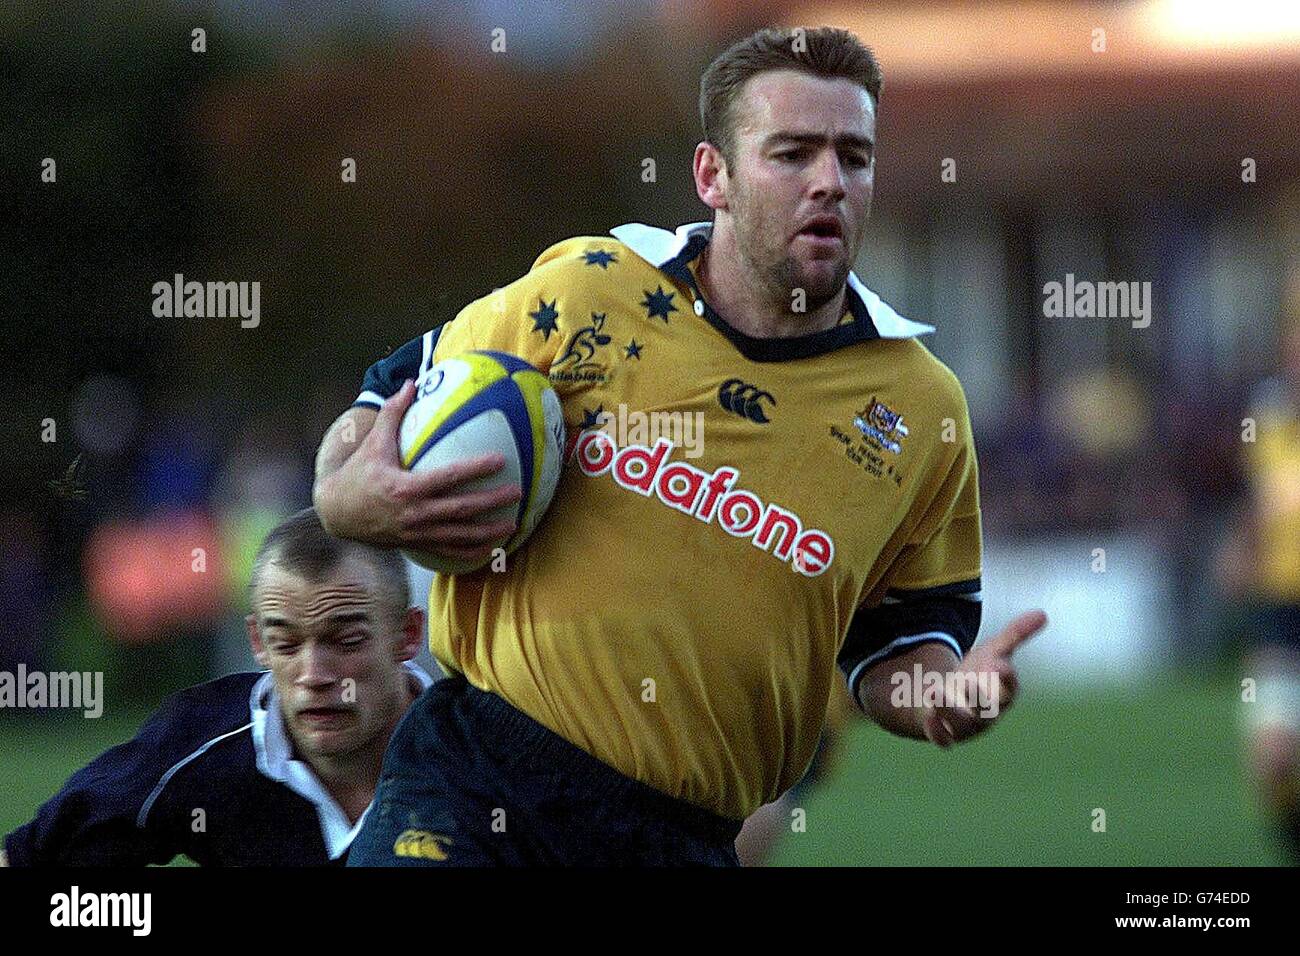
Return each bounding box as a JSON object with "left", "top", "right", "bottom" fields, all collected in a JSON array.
[{"left": 3, "top": 0, "right": 1299, "bottom": 863}]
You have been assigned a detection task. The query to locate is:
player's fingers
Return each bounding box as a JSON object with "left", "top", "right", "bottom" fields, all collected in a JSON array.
[
  {"left": 923, "top": 708, "right": 955, "bottom": 748},
  {"left": 418, "top": 542, "right": 507, "bottom": 564},
  {"left": 984, "top": 609, "right": 1048, "bottom": 658},
  {"left": 371, "top": 380, "right": 417, "bottom": 451},
  {"left": 403, "top": 454, "right": 509, "bottom": 495},
  {"left": 941, "top": 671, "right": 980, "bottom": 712},
  {"left": 934, "top": 702, "right": 983, "bottom": 741},
  {"left": 405, "top": 484, "right": 523, "bottom": 527},
  {"left": 404, "top": 519, "right": 518, "bottom": 549},
  {"left": 960, "top": 660, "right": 1016, "bottom": 711},
  {"left": 991, "top": 663, "right": 1019, "bottom": 709}
]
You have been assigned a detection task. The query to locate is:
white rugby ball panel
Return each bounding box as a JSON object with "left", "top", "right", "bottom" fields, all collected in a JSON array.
[
  {"left": 410, "top": 411, "right": 522, "bottom": 528},
  {"left": 396, "top": 351, "right": 565, "bottom": 574}
]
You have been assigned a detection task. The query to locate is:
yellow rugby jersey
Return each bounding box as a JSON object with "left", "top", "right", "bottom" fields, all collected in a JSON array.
[
  {"left": 354, "top": 222, "right": 982, "bottom": 819},
  {"left": 1245, "top": 378, "right": 1300, "bottom": 601}
]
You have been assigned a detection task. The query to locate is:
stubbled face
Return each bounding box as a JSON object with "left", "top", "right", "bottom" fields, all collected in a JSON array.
[
  {"left": 722, "top": 69, "right": 876, "bottom": 310},
  {"left": 248, "top": 556, "right": 411, "bottom": 762}
]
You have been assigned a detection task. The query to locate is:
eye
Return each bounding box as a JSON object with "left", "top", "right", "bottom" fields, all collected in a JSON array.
[
  {"left": 842, "top": 153, "right": 870, "bottom": 168},
  {"left": 340, "top": 632, "right": 369, "bottom": 649},
  {"left": 775, "top": 149, "right": 804, "bottom": 162}
]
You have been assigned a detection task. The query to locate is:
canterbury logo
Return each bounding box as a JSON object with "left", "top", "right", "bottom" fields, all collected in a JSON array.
[
  {"left": 393, "top": 829, "right": 452, "bottom": 861},
  {"left": 717, "top": 378, "right": 775, "bottom": 424}
]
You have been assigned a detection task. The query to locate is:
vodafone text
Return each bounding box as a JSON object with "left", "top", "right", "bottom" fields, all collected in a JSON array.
[{"left": 569, "top": 430, "right": 835, "bottom": 576}]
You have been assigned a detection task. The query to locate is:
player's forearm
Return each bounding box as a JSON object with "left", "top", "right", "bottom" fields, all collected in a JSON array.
[
  {"left": 312, "top": 407, "right": 376, "bottom": 535},
  {"left": 856, "top": 642, "right": 961, "bottom": 741},
  {"left": 315, "top": 408, "right": 375, "bottom": 485}
]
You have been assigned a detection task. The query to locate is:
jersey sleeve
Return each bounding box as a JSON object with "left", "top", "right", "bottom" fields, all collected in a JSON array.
[
  {"left": 2, "top": 688, "right": 231, "bottom": 867},
  {"left": 352, "top": 240, "right": 583, "bottom": 409},
  {"left": 353, "top": 332, "right": 436, "bottom": 409},
  {"left": 838, "top": 389, "right": 984, "bottom": 698}
]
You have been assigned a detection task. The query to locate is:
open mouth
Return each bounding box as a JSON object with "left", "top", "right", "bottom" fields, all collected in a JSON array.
[
  {"left": 796, "top": 216, "right": 844, "bottom": 242},
  {"left": 298, "top": 707, "right": 352, "bottom": 724}
]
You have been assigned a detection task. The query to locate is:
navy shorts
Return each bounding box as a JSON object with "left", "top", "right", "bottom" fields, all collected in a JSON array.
[{"left": 347, "top": 676, "right": 743, "bottom": 866}]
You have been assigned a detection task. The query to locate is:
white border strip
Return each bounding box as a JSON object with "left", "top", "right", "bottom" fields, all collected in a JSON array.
[
  {"left": 847, "top": 630, "right": 962, "bottom": 696},
  {"left": 136, "top": 723, "right": 254, "bottom": 828}
]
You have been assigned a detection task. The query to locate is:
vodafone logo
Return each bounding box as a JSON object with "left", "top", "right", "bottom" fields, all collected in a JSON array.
[{"left": 568, "top": 430, "right": 835, "bottom": 576}]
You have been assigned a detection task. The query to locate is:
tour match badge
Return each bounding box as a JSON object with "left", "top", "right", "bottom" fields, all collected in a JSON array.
[
  {"left": 828, "top": 397, "right": 907, "bottom": 487},
  {"left": 550, "top": 311, "right": 613, "bottom": 385},
  {"left": 854, "top": 397, "right": 909, "bottom": 455}
]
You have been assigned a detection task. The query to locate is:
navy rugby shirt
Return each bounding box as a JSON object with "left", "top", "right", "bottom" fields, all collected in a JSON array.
[{"left": 5, "top": 663, "right": 432, "bottom": 866}]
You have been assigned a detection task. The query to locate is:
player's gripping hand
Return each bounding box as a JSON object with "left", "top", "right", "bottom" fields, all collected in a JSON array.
[
  {"left": 313, "top": 379, "right": 522, "bottom": 562},
  {"left": 922, "top": 609, "right": 1047, "bottom": 748}
]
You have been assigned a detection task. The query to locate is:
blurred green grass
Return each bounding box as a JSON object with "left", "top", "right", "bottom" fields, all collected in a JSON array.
[
  {"left": 0, "top": 673, "right": 1289, "bottom": 866},
  {"left": 772, "top": 673, "right": 1290, "bottom": 865}
]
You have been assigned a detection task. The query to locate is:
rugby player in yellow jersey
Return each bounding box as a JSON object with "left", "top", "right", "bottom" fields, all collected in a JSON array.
[
  {"left": 1220, "top": 275, "right": 1300, "bottom": 861},
  {"left": 316, "top": 26, "right": 1047, "bottom": 865}
]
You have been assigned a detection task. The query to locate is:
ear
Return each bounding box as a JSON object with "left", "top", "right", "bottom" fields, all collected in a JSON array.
[
  {"left": 397, "top": 607, "right": 424, "bottom": 664},
  {"left": 693, "top": 141, "right": 728, "bottom": 212},
  {"left": 246, "top": 614, "right": 270, "bottom": 669}
]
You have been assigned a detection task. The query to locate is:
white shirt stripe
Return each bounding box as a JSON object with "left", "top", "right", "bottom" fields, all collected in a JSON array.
[
  {"left": 846, "top": 630, "right": 963, "bottom": 698},
  {"left": 420, "top": 329, "right": 434, "bottom": 375},
  {"left": 134, "top": 663, "right": 433, "bottom": 860},
  {"left": 135, "top": 723, "right": 254, "bottom": 828}
]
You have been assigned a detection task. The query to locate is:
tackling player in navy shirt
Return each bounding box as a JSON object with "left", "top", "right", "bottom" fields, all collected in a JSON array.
[{"left": 3, "top": 508, "right": 431, "bottom": 866}]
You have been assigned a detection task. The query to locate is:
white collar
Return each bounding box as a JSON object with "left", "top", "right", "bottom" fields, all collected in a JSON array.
[
  {"left": 249, "top": 662, "right": 433, "bottom": 860},
  {"left": 609, "top": 221, "right": 935, "bottom": 339}
]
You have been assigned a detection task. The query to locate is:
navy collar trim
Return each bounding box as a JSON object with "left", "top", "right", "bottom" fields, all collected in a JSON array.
[{"left": 610, "top": 221, "right": 934, "bottom": 363}]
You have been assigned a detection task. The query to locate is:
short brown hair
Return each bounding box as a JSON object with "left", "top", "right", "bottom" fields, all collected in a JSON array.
[
  {"left": 700, "top": 27, "right": 883, "bottom": 167},
  {"left": 249, "top": 507, "right": 410, "bottom": 623}
]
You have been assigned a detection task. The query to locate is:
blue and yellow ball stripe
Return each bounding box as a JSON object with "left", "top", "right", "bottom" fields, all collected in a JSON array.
[{"left": 403, "top": 350, "right": 552, "bottom": 547}]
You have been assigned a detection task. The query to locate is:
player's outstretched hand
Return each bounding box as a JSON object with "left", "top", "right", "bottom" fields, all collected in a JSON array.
[
  {"left": 922, "top": 609, "right": 1047, "bottom": 748},
  {"left": 316, "top": 380, "right": 522, "bottom": 560}
]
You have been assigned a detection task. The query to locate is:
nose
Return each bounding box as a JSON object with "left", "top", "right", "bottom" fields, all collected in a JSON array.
[
  {"left": 807, "top": 148, "right": 848, "bottom": 203},
  {"left": 296, "top": 642, "right": 337, "bottom": 690}
]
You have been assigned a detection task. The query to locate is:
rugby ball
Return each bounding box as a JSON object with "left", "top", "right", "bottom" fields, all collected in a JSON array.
[{"left": 398, "top": 350, "right": 565, "bottom": 573}]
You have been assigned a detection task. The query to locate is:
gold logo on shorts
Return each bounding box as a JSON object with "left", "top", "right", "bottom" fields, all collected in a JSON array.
[{"left": 393, "top": 829, "right": 452, "bottom": 861}]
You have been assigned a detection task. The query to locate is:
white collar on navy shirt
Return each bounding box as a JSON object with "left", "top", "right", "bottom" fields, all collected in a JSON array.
[
  {"left": 609, "top": 221, "right": 935, "bottom": 339},
  {"left": 249, "top": 662, "right": 433, "bottom": 860}
]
